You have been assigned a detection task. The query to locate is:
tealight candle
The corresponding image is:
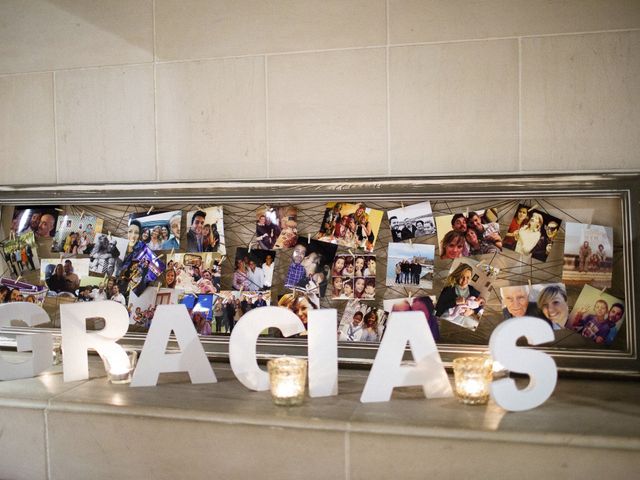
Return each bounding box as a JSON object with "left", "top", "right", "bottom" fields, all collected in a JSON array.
[
  {"left": 452, "top": 356, "right": 493, "bottom": 405},
  {"left": 267, "top": 357, "right": 307, "bottom": 406},
  {"left": 102, "top": 349, "right": 138, "bottom": 385}
]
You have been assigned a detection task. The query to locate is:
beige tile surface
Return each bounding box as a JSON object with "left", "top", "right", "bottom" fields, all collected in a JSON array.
[
  {"left": 0, "top": 407, "right": 47, "bottom": 480},
  {"left": 522, "top": 31, "right": 640, "bottom": 171},
  {"left": 55, "top": 65, "right": 156, "bottom": 183},
  {"left": 350, "top": 433, "right": 640, "bottom": 480},
  {"left": 268, "top": 48, "right": 387, "bottom": 178},
  {"left": 389, "top": 0, "right": 640, "bottom": 44},
  {"left": 0, "top": 0, "right": 153, "bottom": 74},
  {"left": 47, "top": 411, "right": 346, "bottom": 479},
  {"left": 0, "top": 73, "right": 56, "bottom": 185},
  {"left": 155, "top": 0, "right": 386, "bottom": 61},
  {"left": 156, "top": 57, "right": 267, "bottom": 181},
  {"left": 389, "top": 40, "right": 519, "bottom": 175}
]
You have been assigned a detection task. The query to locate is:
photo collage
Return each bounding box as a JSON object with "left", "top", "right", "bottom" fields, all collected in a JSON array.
[{"left": 0, "top": 197, "right": 626, "bottom": 347}]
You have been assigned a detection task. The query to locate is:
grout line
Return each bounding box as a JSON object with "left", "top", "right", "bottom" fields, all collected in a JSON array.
[
  {"left": 386, "top": 0, "right": 391, "bottom": 176},
  {"left": 52, "top": 71, "right": 59, "bottom": 184},
  {"left": 0, "top": 26, "right": 638, "bottom": 80},
  {"left": 264, "top": 55, "right": 270, "bottom": 178},
  {"left": 152, "top": 0, "right": 160, "bottom": 182},
  {"left": 518, "top": 37, "right": 523, "bottom": 172}
]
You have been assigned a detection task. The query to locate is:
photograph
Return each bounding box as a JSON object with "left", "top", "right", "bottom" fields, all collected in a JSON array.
[
  {"left": 562, "top": 222, "right": 614, "bottom": 289},
  {"left": 435, "top": 208, "right": 503, "bottom": 260},
  {"left": 255, "top": 205, "right": 298, "bottom": 250},
  {"left": 179, "top": 293, "right": 218, "bottom": 336},
  {"left": 502, "top": 204, "right": 562, "bottom": 262},
  {"left": 284, "top": 238, "right": 337, "bottom": 297},
  {"left": 51, "top": 213, "right": 103, "bottom": 254},
  {"left": 435, "top": 259, "right": 498, "bottom": 331},
  {"left": 0, "top": 230, "right": 40, "bottom": 276},
  {"left": 382, "top": 296, "right": 438, "bottom": 341},
  {"left": 88, "top": 233, "right": 128, "bottom": 277},
  {"left": 387, "top": 201, "right": 436, "bottom": 242},
  {"left": 215, "top": 290, "right": 272, "bottom": 334},
  {"left": 385, "top": 243, "right": 435, "bottom": 290},
  {"left": 232, "top": 247, "right": 276, "bottom": 292},
  {"left": 40, "top": 258, "right": 91, "bottom": 297},
  {"left": 277, "top": 291, "right": 318, "bottom": 331},
  {"left": 329, "top": 254, "right": 376, "bottom": 300},
  {"left": 0, "top": 277, "right": 48, "bottom": 306},
  {"left": 185, "top": 207, "right": 226, "bottom": 254},
  {"left": 315, "top": 202, "right": 384, "bottom": 252},
  {"left": 166, "top": 252, "right": 222, "bottom": 294},
  {"left": 338, "top": 300, "right": 388, "bottom": 342},
  {"left": 129, "top": 210, "right": 183, "bottom": 252},
  {"left": 127, "top": 287, "right": 180, "bottom": 329},
  {"left": 11, "top": 206, "right": 59, "bottom": 239},
  {"left": 566, "top": 284, "right": 625, "bottom": 345},
  {"left": 500, "top": 283, "right": 569, "bottom": 330},
  {"left": 115, "top": 243, "right": 166, "bottom": 299}
]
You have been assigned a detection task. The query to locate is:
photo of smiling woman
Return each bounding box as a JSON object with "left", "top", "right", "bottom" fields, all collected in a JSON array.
[{"left": 536, "top": 284, "right": 569, "bottom": 330}]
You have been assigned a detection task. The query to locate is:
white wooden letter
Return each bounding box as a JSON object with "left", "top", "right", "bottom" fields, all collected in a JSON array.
[
  {"left": 0, "top": 303, "right": 53, "bottom": 380},
  {"left": 131, "top": 305, "right": 216, "bottom": 387},
  {"left": 360, "top": 311, "right": 453, "bottom": 403},
  {"left": 489, "top": 316, "right": 557, "bottom": 412},
  {"left": 307, "top": 309, "right": 338, "bottom": 397},
  {"left": 60, "top": 301, "right": 129, "bottom": 382},
  {"left": 229, "top": 306, "right": 304, "bottom": 391}
]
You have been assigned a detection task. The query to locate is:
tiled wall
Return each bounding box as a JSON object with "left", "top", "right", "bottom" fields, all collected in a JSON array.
[{"left": 1, "top": 0, "right": 639, "bottom": 185}]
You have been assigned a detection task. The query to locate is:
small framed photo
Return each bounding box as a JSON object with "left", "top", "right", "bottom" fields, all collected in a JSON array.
[
  {"left": 10, "top": 206, "right": 59, "bottom": 238},
  {"left": 128, "top": 287, "right": 180, "bottom": 329},
  {"left": 88, "top": 233, "right": 128, "bottom": 277},
  {"left": 500, "top": 283, "right": 568, "bottom": 330},
  {"left": 40, "top": 257, "right": 91, "bottom": 297},
  {"left": 502, "top": 204, "right": 562, "bottom": 262},
  {"left": 284, "top": 238, "right": 337, "bottom": 297},
  {"left": 0, "top": 230, "right": 40, "bottom": 275},
  {"left": 387, "top": 201, "right": 435, "bottom": 242},
  {"left": 0, "top": 277, "right": 48, "bottom": 305},
  {"left": 233, "top": 247, "right": 276, "bottom": 291},
  {"left": 315, "top": 202, "right": 383, "bottom": 252},
  {"left": 129, "top": 210, "right": 183, "bottom": 252},
  {"left": 185, "top": 207, "right": 225, "bottom": 254},
  {"left": 51, "top": 213, "right": 103, "bottom": 254},
  {"left": 566, "top": 284, "right": 625, "bottom": 345},
  {"left": 383, "top": 296, "right": 438, "bottom": 341},
  {"left": 562, "top": 222, "right": 614, "bottom": 289},
  {"left": 255, "top": 205, "right": 298, "bottom": 250},
  {"left": 435, "top": 208, "right": 503, "bottom": 259},
  {"left": 166, "top": 252, "right": 222, "bottom": 293},
  {"left": 338, "top": 300, "right": 388, "bottom": 342},
  {"left": 385, "top": 243, "right": 435, "bottom": 289}
]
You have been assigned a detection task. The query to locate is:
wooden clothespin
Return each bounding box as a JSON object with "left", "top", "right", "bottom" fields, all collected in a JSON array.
[
  {"left": 170, "top": 248, "right": 175, "bottom": 258},
  {"left": 147, "top": 206, "right": 154, "bottom": 215},
  {"left": 108, "top": 231, "right": 112, "bottom": 240},
  {"left": 79, "top": 210, "right": 85, "bottom": 221},
  {"left": 248, "top": 243, "right": 252, "bottom": 253},
  {"left": 308, "top": 233, "right": 311, "bottom": 243},
  {"left": 400, "top": 201, "right": 405, "bottom": 209},
  {"left": 16, "top": 275, "right": 22, "bottom": 283},
  {"left": 55, "top": 208, "right": 64, "bottom": 213}
]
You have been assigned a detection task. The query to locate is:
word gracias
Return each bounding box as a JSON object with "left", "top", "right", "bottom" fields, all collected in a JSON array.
[{"left": 0, "top": 302, "right": 557, "bottom": 411}]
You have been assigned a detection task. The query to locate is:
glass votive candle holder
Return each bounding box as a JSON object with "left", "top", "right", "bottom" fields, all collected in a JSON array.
[
  {"left": 267, "top": 357, "right": 307, "bottom": 406},
  {"left": 452, "top": 356, "right": 493, "bottom": 405},
  {"left": 102, "top": 349, "right": 138, "bottom": 385}
]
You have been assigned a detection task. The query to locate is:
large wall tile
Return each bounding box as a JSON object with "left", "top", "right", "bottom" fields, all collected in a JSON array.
[
  {"left": 389, "top": 41, "right": 519, "bottom": 174},
  {"left": 0, "top": 406, "right": 46, "bottom": 480},
  {"left": 156, "top": 57, "right": 267, "bottom": 181},
  {"left": 0, "top": 73, "right": 56, "bottom": 185},
  {"left": 390, "top": 0, "right": 640, "bottom": 44},
  {"left": 55, "top": 65, "right": 156, "bottom": 183},
  {"left": 0, "top": 1, "right": 153, "bottom": 74},
  {"left": 522, "top": 32, "right": 640, "bottom": 171},
  {"left": 350, "top": 432, "right": 640, "bottom": 479},
  {"left": 48, "top": 411, "right": 346, "bottom": 479},
  {"left": 156, "top": 0, "right": 385, "bottom": 61},
  {"left": 268, "top": 49, "right": 387, "bottom": 178}
]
